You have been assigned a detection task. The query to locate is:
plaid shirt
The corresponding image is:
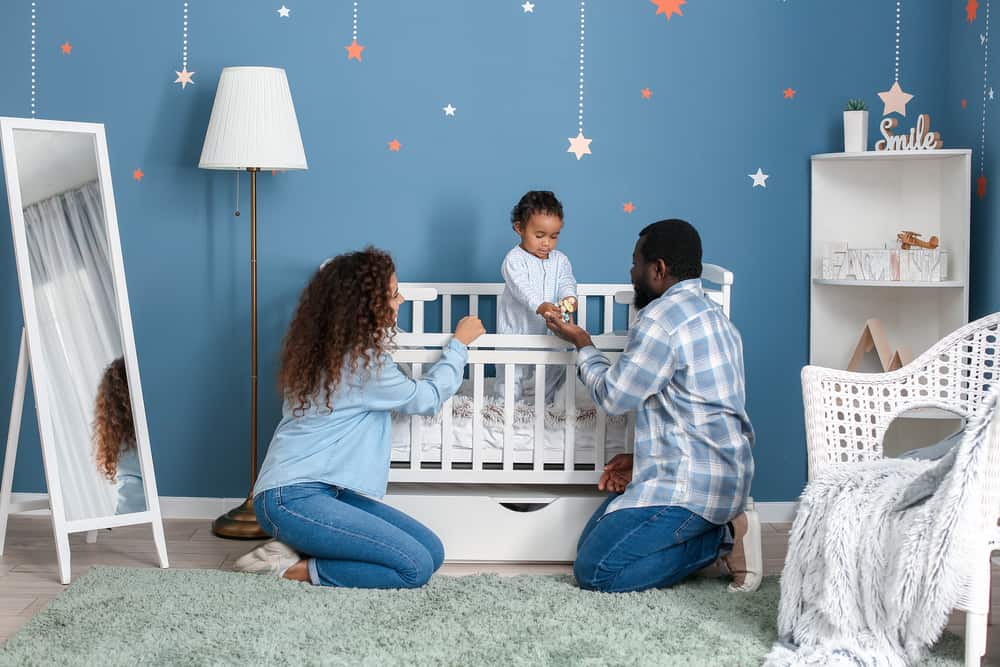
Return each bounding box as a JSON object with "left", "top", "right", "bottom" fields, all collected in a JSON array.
[{"left": 577, "top": 279, "right": 755, "bottom": 525}]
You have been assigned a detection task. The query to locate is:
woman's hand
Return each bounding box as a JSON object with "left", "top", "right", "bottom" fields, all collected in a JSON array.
[{"left": 454, "top": 316, "right": 486, "bottom": 346}]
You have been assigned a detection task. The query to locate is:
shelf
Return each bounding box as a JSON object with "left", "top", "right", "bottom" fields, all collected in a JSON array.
[
  {"left": 896, "top": 407, "right": 964, "bottom": 420},
  {"left": 813, "top": 279, "right": 965, "bottom": 288},
  {"left": 811, "top": 149, "right": 971, "bottom": 162}
]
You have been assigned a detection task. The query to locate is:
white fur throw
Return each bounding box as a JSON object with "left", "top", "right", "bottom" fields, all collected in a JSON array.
[{"left": 765, "top": 387, "right": 998, "bottom": 666}]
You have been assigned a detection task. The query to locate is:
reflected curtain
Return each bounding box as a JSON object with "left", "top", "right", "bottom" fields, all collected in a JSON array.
[{"left": 23, "top": 180, "right": 121, "bottom": 520}]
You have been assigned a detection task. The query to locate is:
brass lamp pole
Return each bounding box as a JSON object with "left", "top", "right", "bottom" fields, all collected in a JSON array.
[
  {"left": 198, "top": 67, "right": 308, "bottom": 539},
  {"left": 211, "top": 168, "right": 267, "bottom": 539}
]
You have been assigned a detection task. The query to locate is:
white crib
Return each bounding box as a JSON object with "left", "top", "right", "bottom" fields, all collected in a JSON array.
[{"left": 382, "top": 264, "right": 735, "bottom": 561}]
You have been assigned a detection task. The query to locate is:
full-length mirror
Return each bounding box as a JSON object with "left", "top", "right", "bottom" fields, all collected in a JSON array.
[
  {"left": 0, "top": 118, "right": 167, "bottom": 584},
  {"left": 12, "top": 129, "right": 145, "bottom": 519}
]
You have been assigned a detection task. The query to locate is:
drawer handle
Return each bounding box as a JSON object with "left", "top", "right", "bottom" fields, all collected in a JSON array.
[{"left": 494, "top": 498, "right": 557, "bottom": 513}]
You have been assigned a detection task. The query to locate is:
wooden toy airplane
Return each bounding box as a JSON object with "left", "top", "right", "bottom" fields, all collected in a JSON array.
[{"left": 897, "top": 231, "right": 939, "bottom": 250}]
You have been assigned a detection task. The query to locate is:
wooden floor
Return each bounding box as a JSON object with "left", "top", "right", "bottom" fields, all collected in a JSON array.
[{"left": 1, "top": 516, "right": 998, "bottom": 663}]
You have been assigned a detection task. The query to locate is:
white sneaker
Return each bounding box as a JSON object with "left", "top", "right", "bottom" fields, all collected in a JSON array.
[
  {"left": 722, "top": 509, "right": 763, "bottom": 593},
  {"left": 233, "top": 540, "right": 300, "bottom": 577}
]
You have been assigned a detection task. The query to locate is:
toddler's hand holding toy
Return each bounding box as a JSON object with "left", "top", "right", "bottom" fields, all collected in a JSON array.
[
  {"left": 559, "top": 296, "right": 577, "bottom": 323},
  {"left": 454, "top": 316, "right": 486, "bottom": 346},
  {"left": 535, "top": 302, "right": 561, "bottom": 318}
]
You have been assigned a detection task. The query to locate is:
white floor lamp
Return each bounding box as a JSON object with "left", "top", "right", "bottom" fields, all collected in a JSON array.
[{"left": 199, "top": 67, "right": 308, "bottom": 538}]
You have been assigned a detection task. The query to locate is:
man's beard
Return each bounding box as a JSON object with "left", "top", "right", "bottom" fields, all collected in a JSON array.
[{"left": 633, "top": 278, "right": 659, "bottom": 310}]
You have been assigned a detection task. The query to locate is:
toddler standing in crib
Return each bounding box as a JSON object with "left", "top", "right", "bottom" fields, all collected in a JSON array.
[{"left": 497, "top": 190, "right": 578, "bottom": 403}]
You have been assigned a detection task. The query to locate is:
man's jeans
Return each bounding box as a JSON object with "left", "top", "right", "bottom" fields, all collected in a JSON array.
[{"left": 574, "top": 495, "right": 730, "bottom": 593}]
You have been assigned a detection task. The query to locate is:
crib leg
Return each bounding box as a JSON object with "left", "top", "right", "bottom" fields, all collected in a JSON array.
[{"left": 965, "top": 611, "right": 987, "bottom": 667}]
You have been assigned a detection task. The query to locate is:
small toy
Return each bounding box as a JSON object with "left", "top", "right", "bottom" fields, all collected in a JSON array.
[
  {"left": 897, "top": 231, "right": 939, "bottom": 250},
  {"left": 559, "top": 296, "right": 577, "bottom": 323}
]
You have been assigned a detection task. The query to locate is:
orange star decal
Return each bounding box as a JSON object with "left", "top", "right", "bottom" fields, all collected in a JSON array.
[
  {"left": 345, "top": 39, "right": 365, "bottom": 62},
  {"left": 388, "top": 139, "right": 401, "bottom": 152},
  {"left": 641, "top": 88, "right": 652, "bottom": 99},
  {"left": 623, "top": 202, "right": 635, "bottom": 214},
  {"left": 132, "top": 168, "right": 144, "bottom": 182},
  {"left": 978, "top": 173, "right": 987, "bottom": 199},
  {"left": 60, "top": 41, "right": 72, "bottom": 55},
  {"left": 962, "top": 98, "right": 968, "bottom": 109},
  {"left": 783, "top": 87, "right": 796, "bottom": 99},
  {"left": 651, "top": 0, "right": 686, "bottom": 21},
  {"left": 967, "top": 0, "right": 979, "bottom": 22}
]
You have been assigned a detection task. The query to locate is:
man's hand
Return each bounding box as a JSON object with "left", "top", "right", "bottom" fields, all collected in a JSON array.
[
  {"left": 544, "top": 312, "right": 594, "bottom": 350},
  {"left": 598, "top": 453, "right": 633, "bottom": 493}
]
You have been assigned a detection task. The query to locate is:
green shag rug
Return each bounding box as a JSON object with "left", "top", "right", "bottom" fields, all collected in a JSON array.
[{"left": 0, "top": 567, "right": 964, "bottom": 666}]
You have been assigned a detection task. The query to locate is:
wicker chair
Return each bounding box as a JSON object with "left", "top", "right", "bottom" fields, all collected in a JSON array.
[{"left": 801, "top": 313, "right": 1000, "bottom": 667}]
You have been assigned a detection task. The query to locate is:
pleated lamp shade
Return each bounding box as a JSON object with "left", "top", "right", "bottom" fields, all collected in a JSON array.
[{"left": 198, "top": 67, "right": 308, "bottom": 171}]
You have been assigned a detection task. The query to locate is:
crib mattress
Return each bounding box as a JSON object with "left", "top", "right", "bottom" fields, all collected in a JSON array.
[{"left": 391, "top": 378, "right": 629, "bottom": 465}]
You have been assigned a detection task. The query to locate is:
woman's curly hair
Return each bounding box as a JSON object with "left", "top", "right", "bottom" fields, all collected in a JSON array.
[
  {"left": 280, "top": 247, "right": 397, "bottom": 416},
  {"left": 93, "top": 357, "right": 135, "bottom": 481}
]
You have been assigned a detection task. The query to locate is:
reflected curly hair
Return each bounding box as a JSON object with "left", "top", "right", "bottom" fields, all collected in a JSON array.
[
  {"left": 280, "top": 247, "right": 397, "bottom": 416},
  {"left": 93, "top": 357, "right": 135, "bottom": 482}
]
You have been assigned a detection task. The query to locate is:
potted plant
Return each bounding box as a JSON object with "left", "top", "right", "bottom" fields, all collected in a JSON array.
[{"left": 844, "top": 99, "right": 869, "bottom": 153}]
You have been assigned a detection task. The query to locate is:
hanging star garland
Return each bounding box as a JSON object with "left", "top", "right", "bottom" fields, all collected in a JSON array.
[
  {"left": 30, "top": 1, "right": 36, "bottom": 116},
  {"left": 567, "top": 1, "right": 592, "bottom": 160},
  {"left": 174, "top": 1, "right": 194, "bottom": 88},
  {"left": 877, "top": 1, "right": 912, "bottom": 116},
  {"left": 346, "top": 1, "right": 365, "bottom": 62},
  {"left": 978, "top": 0, "right": 991, "bottom": 198}
]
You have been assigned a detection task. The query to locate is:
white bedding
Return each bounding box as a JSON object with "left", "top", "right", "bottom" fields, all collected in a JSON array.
[{"left": 391, "top": 377, "right": 629, "bottom": 465}]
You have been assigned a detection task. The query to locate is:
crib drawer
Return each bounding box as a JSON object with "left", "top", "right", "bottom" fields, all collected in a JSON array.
[{"left": 383, "top": 489, "right": 607, "bottom": 562}]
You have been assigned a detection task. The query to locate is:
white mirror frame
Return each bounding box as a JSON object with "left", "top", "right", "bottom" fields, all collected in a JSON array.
[{"left": 0, "top": 117, "right": 168, "bottom": 584}]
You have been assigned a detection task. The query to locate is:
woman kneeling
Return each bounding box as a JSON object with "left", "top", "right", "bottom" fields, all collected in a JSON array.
[{"left": 235, "top": 248, "right": 484, "bottom": 588}]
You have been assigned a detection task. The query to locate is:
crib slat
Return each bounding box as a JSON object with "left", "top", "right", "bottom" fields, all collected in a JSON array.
[
  {"left": 503, "top": 364, "right": 515, "bottom": 472},
  {"left": 564, "top": 363, "right": 576, "bottom": 469},
  {"left": 603, "top": 296, "right": 614, "bottom": 334},
  {"left": 412, "top": 302, "right": 425, "bottom": 334},
  {"left": 595, "top": 406, "right": 607, "bottom": 468},
  {"left": 625, "top": 412, "right": 636, "bottom": 454},
  {"left": 442, "top": 295, "right": 452, "bottom": 333},
  {"left": 410, "top": 363, "right": 423, "bottom": 468},
  {"left": 441, "top": 397, "right": 453, "bottom": 469},
  {"left": 470, "top": 295, "right": 479, "bottom": 318},
  {"left": 577, "top": 296, "right": 588, "bottom": 332},
  {"left": 534, "top": 365, "right": 545, "bottom": 472},
  {"left": 472, "top": 363, "right": 484, "bottom": 471}
]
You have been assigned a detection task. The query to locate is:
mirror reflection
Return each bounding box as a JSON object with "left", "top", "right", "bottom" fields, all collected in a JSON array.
[{"left": 13, "top": 129, "right": 145, "bottom": 519}]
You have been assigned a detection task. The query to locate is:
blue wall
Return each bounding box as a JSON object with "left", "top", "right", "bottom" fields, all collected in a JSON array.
[
  {"left": 946, "top": 1, "right": 1000, "bottom": 317},
  {"left": 0, "top": 1, "right": 965, "bottom": 502}
]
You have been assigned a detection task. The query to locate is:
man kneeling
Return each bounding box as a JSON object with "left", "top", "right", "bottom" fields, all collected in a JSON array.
[{"left": 545, "top": 219, "right": 761, "bottom": 593}]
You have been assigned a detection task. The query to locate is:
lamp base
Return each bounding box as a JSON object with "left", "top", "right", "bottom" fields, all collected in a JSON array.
[{"left": 211, "top": 498, "right": 269, "bottom": 540}]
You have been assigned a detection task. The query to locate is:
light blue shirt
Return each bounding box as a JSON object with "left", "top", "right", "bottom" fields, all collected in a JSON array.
[
  {"left": 577, "top": 279, "right": 755, "bottom": 525},
  {"left": 498, "top": 246, "right": 577, "bottom": 335},
  {"left": 253, "top": 339, "right": 468, "bottom": 499},
  {"left": 115, "top": 446, "right": 146, "bottom": 514}
]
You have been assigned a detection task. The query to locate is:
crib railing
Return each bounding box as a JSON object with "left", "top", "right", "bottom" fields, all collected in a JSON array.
[
  {"left": 386, "top": 269, "right": 732, "bottom": 485},
  {"left": 389, "top": 334, "right": 629, "bottom": 484}
]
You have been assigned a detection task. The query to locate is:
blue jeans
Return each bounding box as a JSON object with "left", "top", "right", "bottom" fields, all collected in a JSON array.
[
  {"left": 574, "top": 495, "right": 729, "bottom": 593},
  {"left": 254, "top": 482, "right": 444, "bottom": 589}
]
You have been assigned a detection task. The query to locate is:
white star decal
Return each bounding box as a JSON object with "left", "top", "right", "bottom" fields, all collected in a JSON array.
[
  {"left": 567, "top": 132, "right": 592, "bottom": 160},
  {"left": 443, "top": 104, "right": 456, "bottom": 116},
  {"left": 983, "top": 33, "right": 988, "bottom": 46},
  {"left": 277, "top": 5, "right": 290, "bottom": 17},
  {"left": 749, "top": 168, "right": 770, "bottom": 188},
  {"left": 522, "top": 2, "right": 535, "bottom": 13}
]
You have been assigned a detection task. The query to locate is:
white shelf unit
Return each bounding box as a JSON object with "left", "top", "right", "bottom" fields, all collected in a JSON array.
[{"left": 809, "top": 150, "right": 971, "bottom": 376}]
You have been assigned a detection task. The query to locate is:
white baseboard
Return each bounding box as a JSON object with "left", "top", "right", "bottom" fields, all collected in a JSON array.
[{"left": 9, "top": 492, "right": 800, "bottom": 523}]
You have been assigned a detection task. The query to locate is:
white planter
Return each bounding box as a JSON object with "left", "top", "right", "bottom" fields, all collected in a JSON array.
[{"left": 843, "top": 110, "right": 869, "bottom": 153}]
